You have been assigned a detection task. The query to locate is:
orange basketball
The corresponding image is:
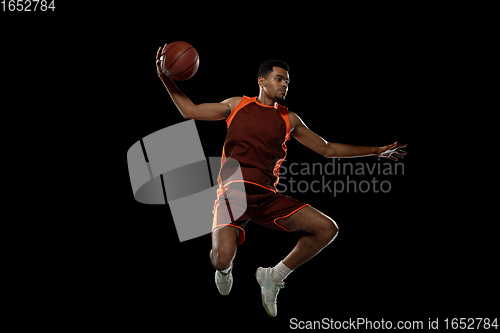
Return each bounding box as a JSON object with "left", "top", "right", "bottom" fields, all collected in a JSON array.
[{"left": 160, "top": 41, "right": 200, "bottom": 81}]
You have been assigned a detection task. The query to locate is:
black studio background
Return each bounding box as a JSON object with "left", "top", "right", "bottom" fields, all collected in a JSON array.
[
  {"left": 112, "top": 16, "right": 496, "bottom": 330},
  {"left": 3, "top": 3, "right": 496, "bottom": 330}
]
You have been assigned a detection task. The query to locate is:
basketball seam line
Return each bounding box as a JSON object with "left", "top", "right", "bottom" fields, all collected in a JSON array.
[
  {"left": 167, "top": 46, "right": 193, "bottom": 74},
  {"left": 170, "top": 53, "right": 198, "bottom": 78}
]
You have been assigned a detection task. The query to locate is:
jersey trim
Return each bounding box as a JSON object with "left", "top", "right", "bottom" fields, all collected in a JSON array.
[
  {"left": 272, "top": 103, "right": 291, "bottom": 189},
  {"left": 273, "top": 204, "right": 310, "bottom": 231},
  {"left": 254, "top": 98, "right": 277, "bottom": 108},
  {"left": 223, "top": 180, "right": 277, "bottom": 193},
  {"left": 226, "top": 96, "right": 253, "bottom": 128}
]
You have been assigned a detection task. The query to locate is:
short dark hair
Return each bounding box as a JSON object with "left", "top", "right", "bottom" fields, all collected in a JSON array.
[{"left": 257, "top": 60, "right": 289, "bottom": 79}]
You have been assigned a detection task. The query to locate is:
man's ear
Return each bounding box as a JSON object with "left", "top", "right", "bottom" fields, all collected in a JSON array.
[{"left": 258, "top": 76, "right": 266, "bottom": 88}]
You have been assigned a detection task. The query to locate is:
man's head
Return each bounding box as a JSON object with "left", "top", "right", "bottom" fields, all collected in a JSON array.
[{"left": 257, "top": 60, "right": 290, "bottom": 103}]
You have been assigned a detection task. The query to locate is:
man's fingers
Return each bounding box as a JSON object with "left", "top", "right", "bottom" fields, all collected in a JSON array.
[
  {"left": 395, "top": 149, "right": 406, "bottom": 155},
  {"left": 161, "top": 43, "right": 168, "bottom": 53}
]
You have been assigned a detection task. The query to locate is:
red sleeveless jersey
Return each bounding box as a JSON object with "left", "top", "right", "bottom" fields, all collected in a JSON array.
[{"left": 218, "top": 96, "right": 291, "bottom": 192}]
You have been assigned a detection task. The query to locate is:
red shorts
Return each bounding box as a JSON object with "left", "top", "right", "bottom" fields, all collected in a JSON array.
[{"left": 212, "top": 183, "right": 309, "bottom": 245}]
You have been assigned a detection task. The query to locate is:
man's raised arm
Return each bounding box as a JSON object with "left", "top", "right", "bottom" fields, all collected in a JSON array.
[{"left": 156, "top": 45, "right": 241, "bottom": 121}]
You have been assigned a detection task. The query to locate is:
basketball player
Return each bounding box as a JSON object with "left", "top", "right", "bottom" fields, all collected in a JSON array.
[{"left": 156, "top": 46, "right": 406, "bottom": 317}]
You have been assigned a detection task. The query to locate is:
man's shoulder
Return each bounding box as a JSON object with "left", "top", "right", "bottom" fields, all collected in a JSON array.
[{"left": 221, "top": 96, "right": 244, "bottom": 112}]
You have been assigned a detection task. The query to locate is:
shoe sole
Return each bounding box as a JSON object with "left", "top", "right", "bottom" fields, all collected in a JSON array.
[{"left": 255, "top": 268, "right": 275, "bottom": 317}]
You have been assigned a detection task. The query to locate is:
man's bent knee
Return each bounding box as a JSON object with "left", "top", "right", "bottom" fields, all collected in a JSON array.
[
  {"left": 319, "top": 218, "right": 339, "bottom": 245},
  {"left": 210, "top": 226, "right": 239, "bottom": 270},
  {"left": 210, "top": 247, "right": 234, "bottom": 271}
]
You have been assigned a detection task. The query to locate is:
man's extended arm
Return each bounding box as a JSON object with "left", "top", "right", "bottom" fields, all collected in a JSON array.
[
  {"left": 156, "top": 45, "right": 240, "bottom": 121},
  {"left": 289, "top": 112, "right": 406, "bottom": 161}
]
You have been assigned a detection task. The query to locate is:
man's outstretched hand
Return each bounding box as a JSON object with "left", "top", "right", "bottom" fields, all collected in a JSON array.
[{"left": 376, "top": 142, "right": 407, "bottom": 161}]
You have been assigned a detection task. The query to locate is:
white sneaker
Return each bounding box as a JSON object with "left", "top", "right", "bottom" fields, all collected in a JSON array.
[
  {"left": 255, "top": 267, "right": 285, "bottom": 317},
  {"left": 215, "top": 269, "right": 233, "bottom": 296}
]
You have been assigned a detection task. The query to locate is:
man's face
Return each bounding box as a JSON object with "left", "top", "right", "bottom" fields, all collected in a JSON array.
[{"left": 259, "top": 67, "right": 289, "bottom": 102}]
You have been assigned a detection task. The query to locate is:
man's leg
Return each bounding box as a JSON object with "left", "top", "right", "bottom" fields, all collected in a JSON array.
[
  {"left": 278, "top": 206, "right": 339, "bottom": 270},
  {"left": 210, "top": 226, "right": 239, "bottom": 271},
  {"left": 256, "top": 206, "right": 338, "bottom": 317},
  {"left": 210, "top": 226, "right": 239, "bottom": 296}
]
